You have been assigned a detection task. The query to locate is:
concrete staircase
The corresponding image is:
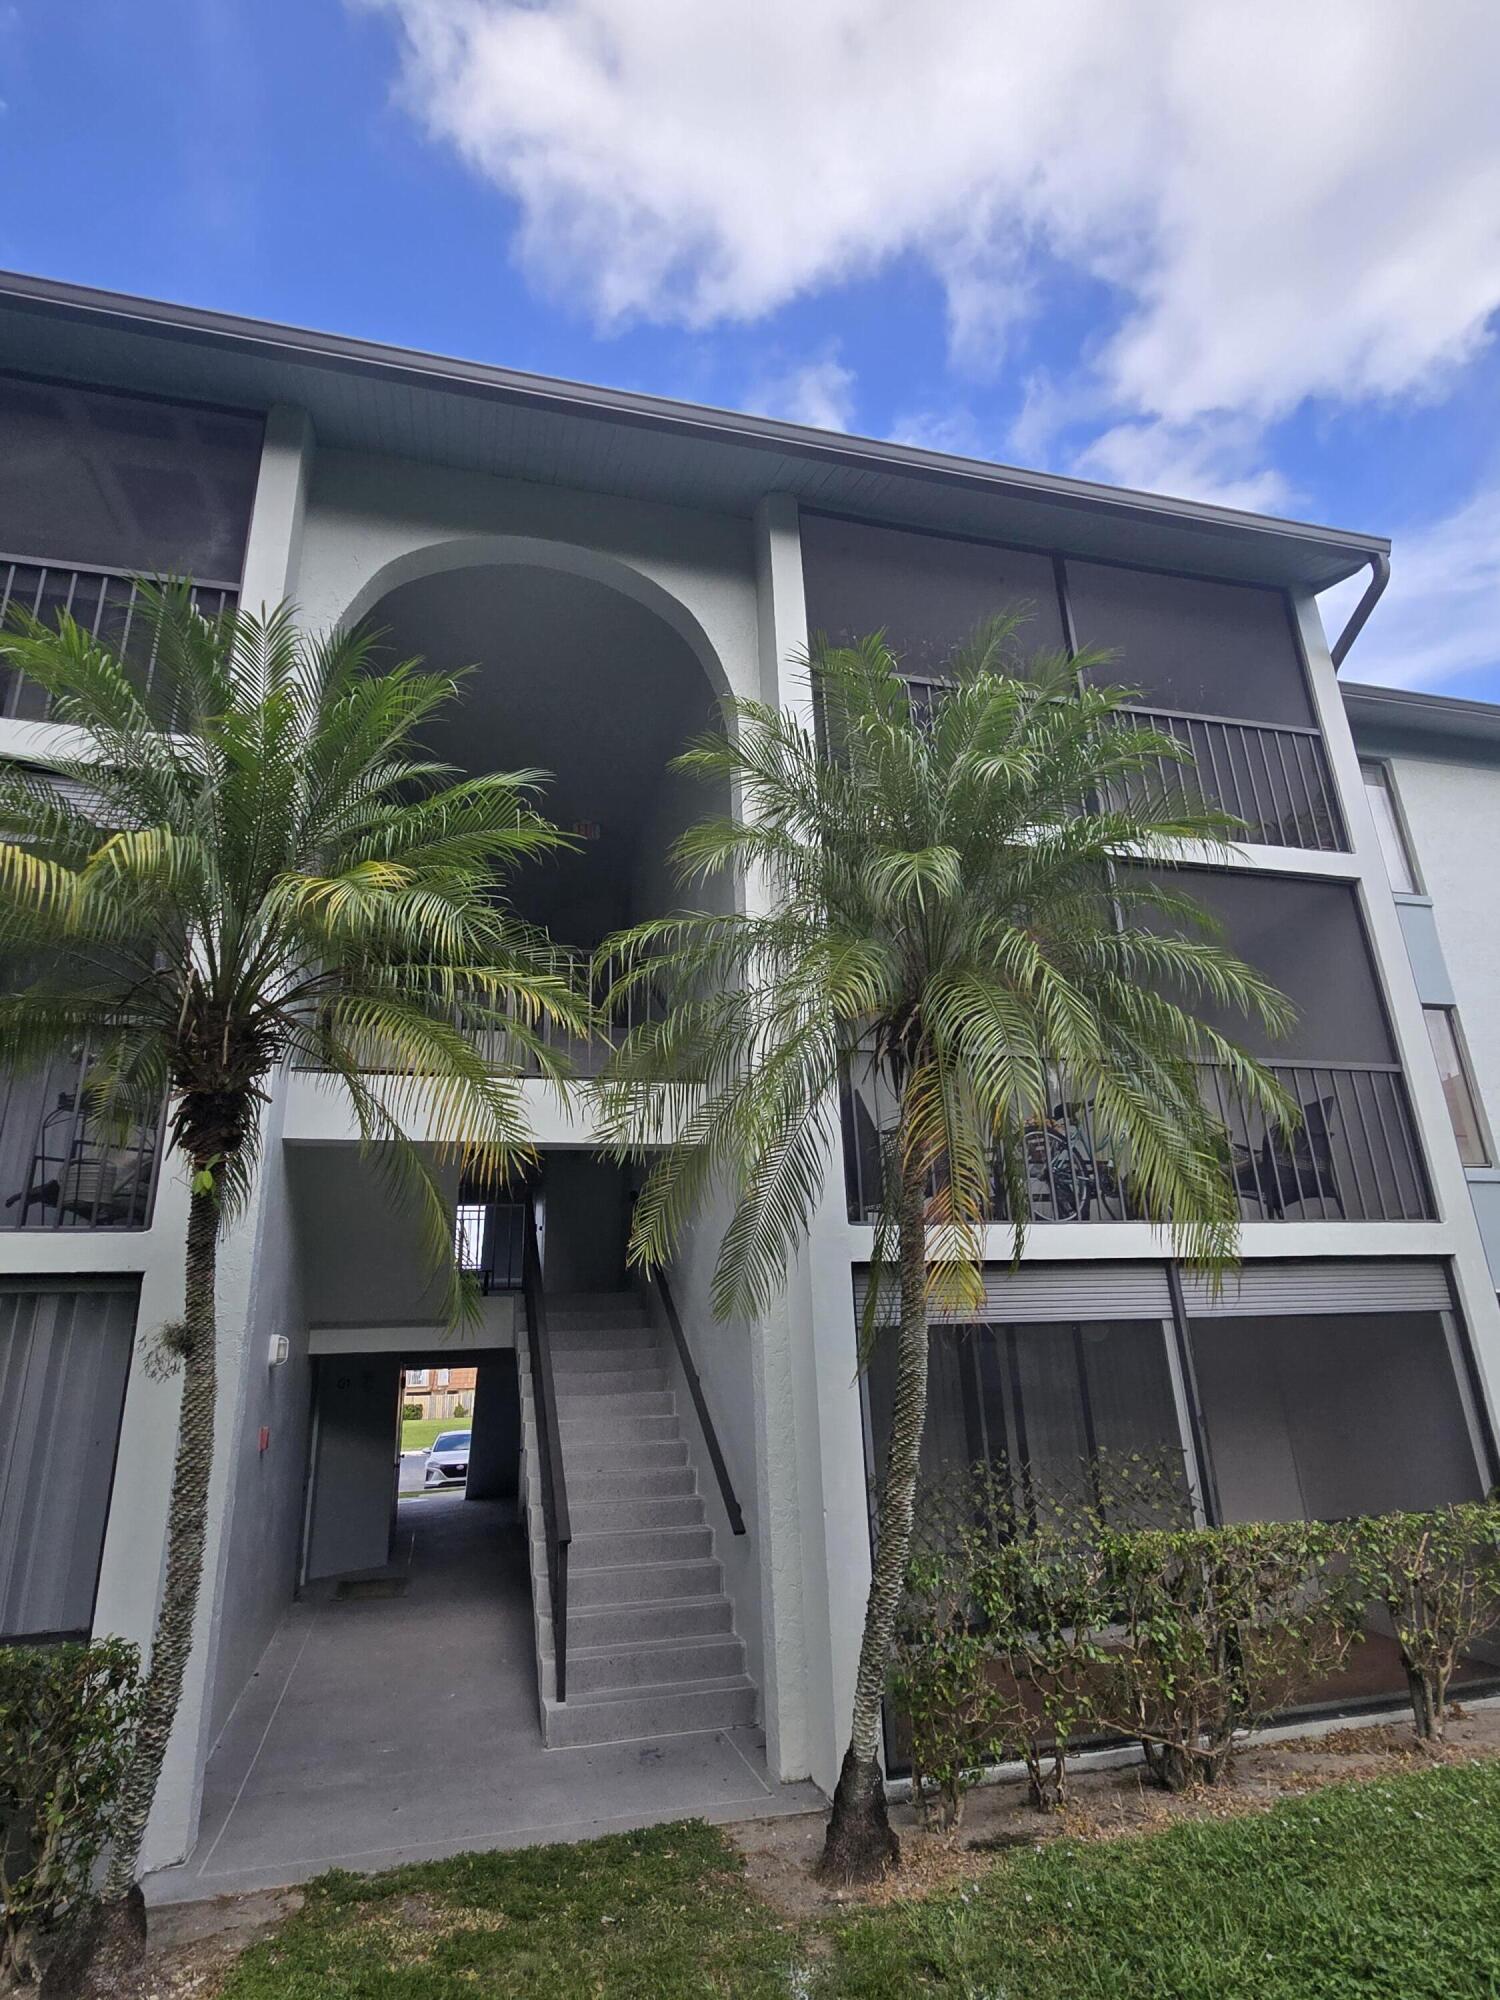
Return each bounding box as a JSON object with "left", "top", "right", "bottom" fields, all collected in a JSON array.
[{"left": 518, "top": 1291, "right": 756, "bottom": 1748}]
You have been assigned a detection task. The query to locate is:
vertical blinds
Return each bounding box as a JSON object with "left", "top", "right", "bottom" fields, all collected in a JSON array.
[{"left": 0, "top": 1283, "right": 136, "bottom": 1638}]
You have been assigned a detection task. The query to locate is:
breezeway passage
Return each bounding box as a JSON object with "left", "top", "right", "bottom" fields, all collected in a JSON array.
[{"left": 145, "top": 1491, "right": 821, "bottom": 1901}]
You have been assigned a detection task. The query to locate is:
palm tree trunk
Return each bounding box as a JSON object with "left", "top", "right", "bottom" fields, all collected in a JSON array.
[
  {"left": 87, "top": 1178, "right": 219, "bottom": 1983},
  {"left": 817, "top": 1145, "right": 929, "bottom": 1884}
]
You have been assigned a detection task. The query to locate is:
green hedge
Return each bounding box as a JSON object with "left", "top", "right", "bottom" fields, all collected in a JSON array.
[
  {"left": 894, "top": 1486, "right": 1500, "bottom": 1819},
  {"left": 0, "top": 1638, "right": 143, "bottom": 1986}
]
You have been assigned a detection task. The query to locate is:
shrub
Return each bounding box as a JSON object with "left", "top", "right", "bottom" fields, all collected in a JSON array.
[
  {"left": 402, "top": 1402, "right": 422, "bottom": 1421},
  {"left": 892, "top": 1549, "right": 1007, "bottom": 1830},
  {"left": 1345, "top": 1501, "right": 1500, "bottom": 1740},
  {"left": 0, "top": 1639, "right": 143, "bottom": 1988},
  {"left": 967, "top": 1528, "right": 1111, "bottom": 1811},
  {"left": 451, "top": 1401, "right": 468, "bottom": 1419},
  {"left": 1093, "top": 1518, "right": 1354, "bottom": 1790}
]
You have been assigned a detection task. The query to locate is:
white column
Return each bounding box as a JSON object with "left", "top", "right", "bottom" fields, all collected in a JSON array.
[
  {"left": 237, "top": 404, "right": 315, "bottom": 613},
  {"left": 135, "top": 407, "right": 317, "bottom": 1870},
  {"left": 751, "top": 493, "right": 872, "bottom": 1794}
]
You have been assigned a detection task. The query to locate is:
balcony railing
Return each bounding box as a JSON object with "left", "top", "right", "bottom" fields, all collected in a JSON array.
[
  {"left": 293, "top": 950, "right": 662, "bottom": 1082},
  {"left": 0, "top": 557, "right": 240, "bottom": 722},
  {"left": 1115, "top": 708, "right": 1347, "bottom": 852},
  {"left": 842, "top": 1058, "right": 1432, "bottom": 1226},
  {"left": 901, "top": 678, "right": 1347, "bottom": 853},
  {"left": 0, "top": 1047, "right": 161, "bottom": 1231}
]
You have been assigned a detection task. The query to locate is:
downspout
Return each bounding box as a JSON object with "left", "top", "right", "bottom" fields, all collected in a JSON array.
[{"left": 1329, "top": 551, "right": 1391, "bottom": 669}]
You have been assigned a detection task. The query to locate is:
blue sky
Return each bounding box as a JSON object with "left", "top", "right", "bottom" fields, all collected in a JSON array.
[{"left": 4, "top": 0, "right": 1499, "bottom": 697}]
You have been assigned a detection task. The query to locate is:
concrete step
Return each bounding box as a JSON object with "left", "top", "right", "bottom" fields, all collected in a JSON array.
[
  {"left": 565, "top": 1465, "right": 697, "bottom": 1501},
  {"left": 562, "top": 1634, "right": 746, "bottom": 1696},
  {"left": 569, "top": 1494, "right": 706, "bottom": 1533},
  {"left": 558, "top": 1412, "right": 679, "bottom": 1443},
  {"left": 556, "top": 1386, "right": 674, "bottom": 1417},
  {"left": 566, "top": 1556, "right": 723, "bottom": 1607},
  {"left": 548, "top": 1296, "right": 651, "bottom": 1332},
  {"left": 551, "top": 1345, "right": 666, "bottom": 1374},
  {"left": 569, "top": 1524, "right": 713, "bottom": 1568},
  {"left": 548, "top": 1437, "right": 689, "bottom": 1472},
  {"left": 543, "top": 1675, "right": 757, "bottom": 1748},
  {"left": 562, "top": 1596, "right": 734, "bottom": 1648}
]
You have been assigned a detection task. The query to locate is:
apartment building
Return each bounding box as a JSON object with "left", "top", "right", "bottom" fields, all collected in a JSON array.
[
  {"left": 403, "top": 1364, "right": 477, "bottom": 1423},
  {"left": 1343, "top": 681, "right": 1500, "bottom": 1294},
  {"left": 1, "top": 271, "right": 1496, "bottom": 1882}
]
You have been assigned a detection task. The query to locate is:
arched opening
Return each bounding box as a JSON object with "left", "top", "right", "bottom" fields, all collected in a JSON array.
[{"left": 357, "top": 550, "right": 732, "bottom": 952}]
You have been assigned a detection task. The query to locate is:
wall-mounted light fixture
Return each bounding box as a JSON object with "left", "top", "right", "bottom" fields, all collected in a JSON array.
[{"left": 267, "top": 1333, "right": 290, "bottom": 1367}]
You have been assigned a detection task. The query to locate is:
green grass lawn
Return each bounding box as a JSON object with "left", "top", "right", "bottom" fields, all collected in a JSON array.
[
  {"left": 218, "top": 1761, "right": 1500, "bottom": 2000},
  {"left": 399, "top": 1417, "right": 468, "bottom": 1454}
]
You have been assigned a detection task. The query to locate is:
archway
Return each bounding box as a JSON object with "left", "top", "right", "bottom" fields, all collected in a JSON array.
[{"left": 354, "top": 544, "right": 733, "bottom": 949}]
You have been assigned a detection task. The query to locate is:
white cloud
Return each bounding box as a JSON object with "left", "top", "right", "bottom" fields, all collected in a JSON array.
[
  {"left": 1320, "top": 486, "right": 1500, "bottom": 693},
  {"left": 744, "top": 350, "right": 856, "bottom": 432},
  {"left": 1072, "top": 417, "right": 1295, "bottom": 516},
  {"left": 368, "top": 0, "right": 1500, "bottom": 430}
]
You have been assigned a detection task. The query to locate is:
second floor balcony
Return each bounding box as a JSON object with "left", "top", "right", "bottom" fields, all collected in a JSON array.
[
  {"left": 0, "top": 557, "right": 240, "bottom": 723},
  {"left": 841, "top": 1056, "right": 1433, "bottom": 1227},
  {"left": 0, "top": 1045, "right": 161, "bottom": 1231}
]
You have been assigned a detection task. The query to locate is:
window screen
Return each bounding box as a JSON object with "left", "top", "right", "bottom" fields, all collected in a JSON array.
[
  {"left": 801, "top": 514, "right": 1066, "bottom": 679},
  {"left": 0, "top": 376, "right": 262, "bottom": 581},
  {"left": 1066, "top": 560, "right": 1314, "bottom": 727},
  {"left": 866, "top": 1317, "right": 1190, "bottom": 1526}
]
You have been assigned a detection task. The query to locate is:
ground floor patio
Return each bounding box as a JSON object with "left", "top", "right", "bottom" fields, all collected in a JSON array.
[{"left": 146, "top": 1491, "right": 821, "bottom": 1903}]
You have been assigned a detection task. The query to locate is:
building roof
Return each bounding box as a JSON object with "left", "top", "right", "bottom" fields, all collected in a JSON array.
[
  {"left": 0, "top": 270, "right": 1389, "bottom": 597},
  {"left": 1342, "top": 680, "right": 1500, "bottom": 756}
]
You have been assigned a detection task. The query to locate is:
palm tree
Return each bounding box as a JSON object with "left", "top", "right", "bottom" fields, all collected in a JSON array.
[
  {"left": 594, "top": 618, "right": 1294, "bottom": 1883},
  {"left": 0, "top": 587, "right": 586, "bottom": 1960}
]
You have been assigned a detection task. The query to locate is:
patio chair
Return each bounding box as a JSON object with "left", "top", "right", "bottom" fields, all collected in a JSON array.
[{"left": 1234, "top": 1095, "right": 1342, "bottom": 1219}]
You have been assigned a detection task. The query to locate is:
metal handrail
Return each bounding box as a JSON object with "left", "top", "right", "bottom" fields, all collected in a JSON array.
[
  {"left": 652, "top": 1270, "right": 745, "bottom": 1537},
  {"left": 521, "top": 1197, "right": 572, "bottom": 1702}
]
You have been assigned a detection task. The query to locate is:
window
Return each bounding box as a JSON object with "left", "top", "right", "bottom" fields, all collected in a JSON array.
[
  {"left": 1360, "top": 759, "right": 1419, "bottom": 894},
  {"left": 436, "top": 1367, "right": 450, "bottom": 1386},
  {"left": 406, "top": 1367, "right": 428, "bottom": 1388},
  {"left": 1, "top": 1284, "right": 137, "bottom": 1639},
  {"left": 454, "top": 1203, "right": 487, "bottom": 1271},
  {"left": 1423, "top": 1008, "right": 1490, "bottom": 1168}
]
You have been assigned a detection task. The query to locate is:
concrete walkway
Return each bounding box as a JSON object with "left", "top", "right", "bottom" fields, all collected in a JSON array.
[{"left": 147, "top": 1492, "right": 822, "bottom": 1903}]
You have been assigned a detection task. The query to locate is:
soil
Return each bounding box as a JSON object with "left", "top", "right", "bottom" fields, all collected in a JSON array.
[
  {"left": 129, "top": 1890, "right": 302, "bottom": 1998},
  {"left": 728, "top": 1704, "right": 1500, "bottom": 1920}
]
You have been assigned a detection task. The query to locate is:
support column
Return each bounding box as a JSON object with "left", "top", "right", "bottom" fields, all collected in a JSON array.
[
  {"left": 751, "top": 494, "right": 871, "bottom": 1795},
  {"left": 135, "top": 407, "right": 317, "bottom": 1872}
]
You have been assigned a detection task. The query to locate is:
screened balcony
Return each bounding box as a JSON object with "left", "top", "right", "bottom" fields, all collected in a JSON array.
[
  {"left": 0, "top": 373, "right": 260, "bottom": 721},
  {"left": 841, "top": 1057, "right": 1431, "bottom": 1226},
  {"left": 799, "top": 514, "right": 1352, "bottom": 855},
  {"left": 0, "top": 1047, "right": 160, "bottom": 1231},
  {"left": 843, "top": 871, "right": 1434, "bottom": 1227},
  {"left": 0, "top": 559, "right": 239, "bottom": 722}
]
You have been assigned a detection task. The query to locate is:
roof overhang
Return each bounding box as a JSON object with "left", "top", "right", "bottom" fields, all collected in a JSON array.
[
  {"left": 1342, "top": 680, "right": 1500, "bottom": 756},
  {"left": 0, "top": 269, "right": 1389, "bottom": 594}
]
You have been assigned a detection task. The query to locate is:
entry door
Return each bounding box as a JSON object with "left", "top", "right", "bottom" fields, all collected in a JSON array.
[{"left": 0, "top": 1283, "right": 136, "bottom": 1639}]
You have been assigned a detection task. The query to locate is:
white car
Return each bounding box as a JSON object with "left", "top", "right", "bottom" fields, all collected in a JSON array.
[{"left": 424, "top": 1429, "right": 472, "bottom": 1488}]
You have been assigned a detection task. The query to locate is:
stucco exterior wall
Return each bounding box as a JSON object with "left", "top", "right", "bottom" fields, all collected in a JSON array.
[{"left": 1380, "top": 750, "right": 1500, "bottom": 1132}]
